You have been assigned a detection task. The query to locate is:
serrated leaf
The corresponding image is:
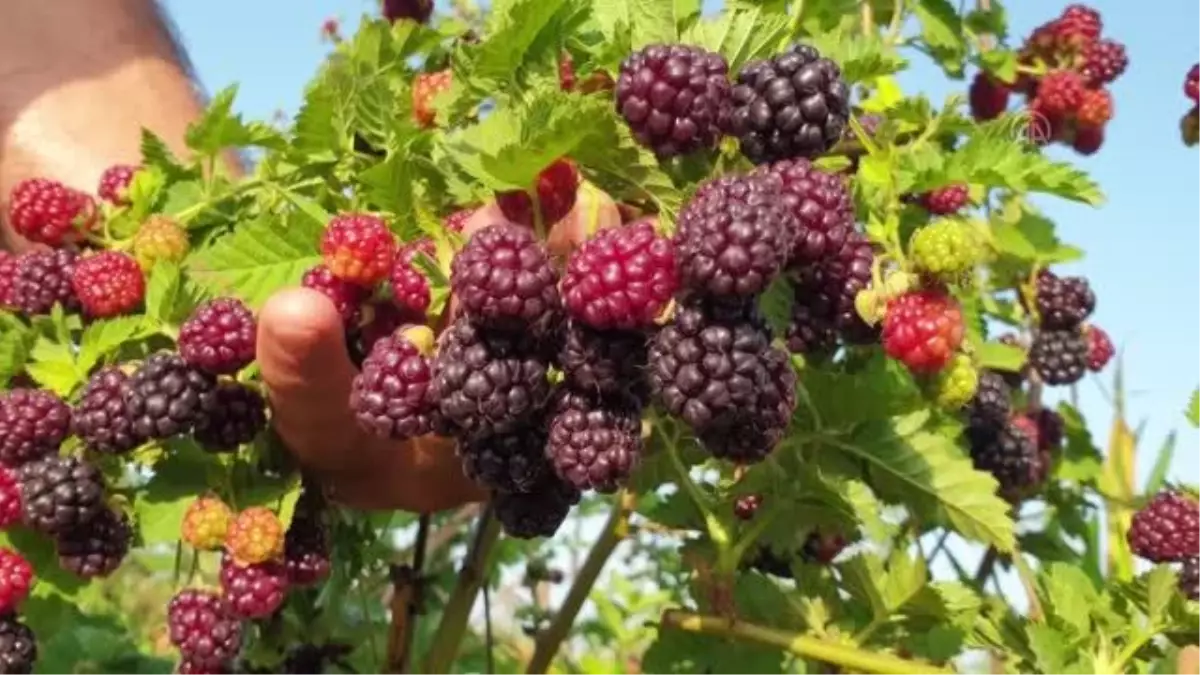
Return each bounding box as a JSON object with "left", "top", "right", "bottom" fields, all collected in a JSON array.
[
  {"left": 24, "top": 335, "right": 84, "bottom": 397},
  {"left": 684, "top": 8, "right": 789, "bottom": 72},
  {"left": 187, "top": 213, "right": 323, "bottom": 310},
  {"left": 903, "top": 581, "right": 982, "bottom": 631},
  {"left": 808, "top": 30, "right": 906, "bottom": 83},
  {"left": 474, "top": 0, "right": 573, "bottom": 81},
  {"left": 186, "top": 85, "right": 284, "bottom": 155},
  {"left": 793, "top": 352, "right": 924, "bottom": 430},
  {"left": 1040, "top": 562, "right": 1097, "bottom": 636},
  {"left": 573, "top": 110, "right": 683, "bottom": 221},
  {"left": 140, "top": 129, "right": 189, "bottom": 179},
  {"left": 914, "top": 0, "right": 966, "bottom": 77},
  {"left": 1026, "top": 623, "right": 1073, "bottom": 674},
  {"left": 951, "top": 120, "right": 1104, "bottom": 205},
  {"left": 163, "top": 181, "right": 208, "bottom": 226},
  {"left": 78, "top": 316, "right": 149, "bottom": 374},
  {"left": 1186, "top": 388, "right": 1199, "bottom": 428},
  {"left": 1145, "top": 565, "right": 1178, "bottom": 622},
  {"left": 840, "top": 553, "right": 889, "bottom": 618},
  {"left": 645, "top": 622, "right": 786, "bottom": 674},
  {"left": 828, "top": 412, "right": 1016, "bottom": 552},
  {"left": 0, "top": 313, "right": 35, "bottom": 385},
  {"left": 593, "top": 0, "right": 678, "bottom": 51}
]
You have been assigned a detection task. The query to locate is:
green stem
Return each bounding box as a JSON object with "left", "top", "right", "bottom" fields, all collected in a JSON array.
[
  {"left": 782, "top": 0, "right": 805, "bottom": 48},
  {"left": 972, "top": 546, "right": 998, "bottom": 588},
  {"left": 422, "top": 507, "right": 502, "bottom": 673},
  {"left": 666, "top": 438, "right": 728, "bottom": 549},
  {"left": 358, "top": 578, "right": 382, "bottom": 672},
  {"left": 526, "top": 491, "right": 632, "bottom": 674},
  {"left": 660, "top": 610, "right": 952, "bottom": 675},
  {"left": 1113, "top": 627, "right": 1157, "bottom": 671},
  {"left": 884, "top": 0, "right": 906, "bottom": 45},
  {"left": 172, "top": 176, "right": 266, "bottom": 223}
]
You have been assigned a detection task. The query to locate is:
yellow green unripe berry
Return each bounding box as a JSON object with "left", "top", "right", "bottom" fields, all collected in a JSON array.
[
  {"left": 924, "top": 353, "right": 979, "bottom": 410},
  {"left": 909, "top": 219, "right": 984, "bottom": 284},
  {"left": 133, "top": 214, "right": 190, "bottom": 270}
]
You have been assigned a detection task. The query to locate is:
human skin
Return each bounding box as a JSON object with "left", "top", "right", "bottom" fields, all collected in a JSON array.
[{"left": 0, "top": 0, "right": 575, "bottom": 513}]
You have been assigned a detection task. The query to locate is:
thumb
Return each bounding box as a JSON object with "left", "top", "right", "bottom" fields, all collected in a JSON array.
[{"left": 257, "top": 287, "right": 364, "bottom": 473}]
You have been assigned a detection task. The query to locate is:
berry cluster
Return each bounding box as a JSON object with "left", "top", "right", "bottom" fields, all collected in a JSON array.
[
  {"left": 1026, "top": 268, "right": 1109, "bottom": 386},
  {"left": 615, "top": 42, "right": 848, "bottom": 164},
  {"left": 968, "top": 4, "right": 1127, "bottom": 155},
  {"left": 169, "top": 486, "right": 333, "bottom": 670}
]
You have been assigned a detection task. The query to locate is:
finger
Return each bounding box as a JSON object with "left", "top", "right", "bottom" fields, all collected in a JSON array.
[
  {"left": 257, "top": 287, "right": 363, "bottom": 473},
  {"left": 324, "top": 435, "right": 486, "bottom": 512}
]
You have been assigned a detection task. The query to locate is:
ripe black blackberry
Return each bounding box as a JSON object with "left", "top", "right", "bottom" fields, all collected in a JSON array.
[
  {"left": 0, "top": 614, "right": 36, "bottom": 674},
  {"left": 55, "top": 507, "right": 131, "bottom": 578},
  {"left": 449, "top": 223, "right": 561, "bottom": 334},
  {"left": 729, "top": 43, "right": 850, "bottom": 163},
  {"left": 966, "top": 419, "right": 1041, "bottom": 498},
  {"left": 1031, "top": 408, "right": 1064, "bottom": 452},
  {"left": 11, "top": 249, "right": 79, "bottom": 316},
  {"left": 17, "top": 456, "right": 105, "bottom": 535},
  {"left": 649, "top": 301, "right": 793, "bottom": 436},
  {"left": 696, "top": 342, "right": 796, "bottom": 463},
  {"left": 785, "top": 299, "right": 837, "bottom": 355},
  {"left": 1181, "top": 557, "right": 1198, "bottom": 601},
  {"left": 964, "top": 370, "right": 1012, "bottom": 428},
  {"left": 350, "top": 328, "right": 436, "bottom": 440},
  {"left": 178, "top": 298, "right": 258, "bottom": 375},
  {"left": 193, "top": 381, "right": 267, "bottom": 452},
  {"left": 72, "top": 367, "right": 144, "bottom": 455},
  {"left": 674, "top": 175, "right": 796, "bottom": 300},
  {"left": 1128, "top": 490, "right": 1199, "bottom": 563},
  {"left": 123, "top": 352, "right": 218, "bottom": 440},
  {"left": 168, "top": 589, "right": 242, "bottom": 671},
  {"left": 459, "top": 420, "right": 551, "bottom": 494},
  {"left": 430, "top": 318, "right": 551, "bottom": 439},
  {"left": 614, "top": 44, "right": 732, "bottom": 157},
  {"left": 751, "top": 158, "right": 855, "bottom": 265},
  {"left": 284, "top": 486, "right": 331, "bottom": 587},
  {"left": 1034, "top": 270, "right": 1095, "bottom": 329},
  {"left": 494, "top": 476, "right": 580, "bottom": 539},
  {"left": 793, "top": 230, "right": 875, "bottom": 338},
  {"left": 0, "top": 388, "right": 71, "bottom": 467},
  {"left": 1029, "top": 327, "right": 1088, "bottom": 386},
  {"left": 546, "top": 389, "right": 642, "bottom": 493},
  {"left": 558, "top": 322, "right": 649, "bottom": 402}
]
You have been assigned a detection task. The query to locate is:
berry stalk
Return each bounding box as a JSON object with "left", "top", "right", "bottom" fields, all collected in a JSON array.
[{"left": 422, "top": 508, "right": 502, "bottom": 673}]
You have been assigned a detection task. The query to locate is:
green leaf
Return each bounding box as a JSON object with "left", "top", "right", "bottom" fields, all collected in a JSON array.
[
  {"left": 474, "top": 0, "right": 574, "bottom": 81},
  {"left": 980, "top": 49, "right": 1019, "bottom": 84},
  {"left": 592, "top": 0, "right": 679, "bottom": 52},
  {"left": 683, "top": 8, "right": 790, "bottom": 73},
  {"left": 136, "top": 441, "right": 220, "bottom": 545},
  {"left": 0, "top": 528, "right": 85, "bottom": 597},
  {"left": 977, "top": 341, "right": 1026, "bottom": 373},
  {"left": 1145, "top": 565, "right": 1178, "bottom": 623},
  {"left": 964, "top": 3, "right": 1009, "bottom": 41},
  {"left": 140, "top": 129, "right": 189, "bottom": 179},
  {"left": 830, "top": 412, "right": 1016, "bottom": 552},
  {"left": 78, "top": 316, "right": 149, "bottom": 374},
  {"left": 0, "top": 313, "right": 35, "bottom": 385},
  {"left": 793, "top": 352, "right": 924, "bottom": 430},
  {"left": 187, "top": 213, "right": 323, "bottom": 310},
  {"left": 840, "top": 553, "right": 889, "bottom": 618},
  {"left": 902, "top": 581, "right": 983, "bottom": 631},
  {"left": 573, "top": 110, "right": 684, "bottom": 222},
  {"left": 914, "top": 0, "right": 966, "bottom": 77},
  {"left": 808, "top": 29, "right": 907, "bottom": 84},
  {"left": 24, "top": 334, "right": 84, "bottom": 397},
  {"left": 186, "top": 85, "right": 284, "bottom": 155},
  {"left": 951, "top": 119, "right": 1104, "bottom": 205},
  {"left": 1039, "top": 562, "right": 1097, "bottom": 636},
  {"left": 645, "top": 623, "right": 786, "bottom": 673},
  {"left": 1026, "top": 623, "right": 1073, "bottom": 674},
  {"left": 1144, "top": 431, "right": 1177, "bottom": 496}
]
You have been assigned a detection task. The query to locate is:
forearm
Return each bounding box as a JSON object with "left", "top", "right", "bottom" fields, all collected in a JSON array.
[{"left": 0, "top": 0, "right": 206, "bottom": 252}]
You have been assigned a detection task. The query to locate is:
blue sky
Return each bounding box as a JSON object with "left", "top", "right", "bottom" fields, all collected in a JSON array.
[{"left": 165, "top": 0, "right": 1198, "bottom": 485}]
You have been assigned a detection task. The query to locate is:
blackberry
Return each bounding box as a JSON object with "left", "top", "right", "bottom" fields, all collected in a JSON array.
[
  {"left": 927, "top": 353, "right": 979, "bottom": 411},
  {"left": 802, "top": 531, "right": 849, "bottom": 564},
  {"left": 494, "top": 476, "right": 580, "bottom": 539},
  {"left": 729, "top": 43, "right": 850, "bottom": 163},
  {"left": 0, "top": 253, "right": 16, "bottom": 310},
  {"left": 450, "top": 223, "right": 561, "bottom": 333},
  {"left": 785, "top": 299, "right": 837, "bottom": 356},
  {"left": 648, "top": 301, "right": 775, "bottom": 432},
  {"left": 302, "top": 264, "right": 368, "bottom": 328},
  {"left": 72, "top": 367, "right": 143, "bottom": 455},
  {"left": 1055, "top": 4, "right": 1102, "bottom": 47},
  {"left": 1031, "top": 408, "right": 1065, "bottom": 453},
  {"left": 459, "top": 421, "right": 551, "bottom": 494},
  {"left": 225, "top": 507, "right": 284, "bottom": 566},
  {"left": 179, "top": 298, "right": 258, "bottom": 375},
  {"left": 0, "top": 468, "right": 19, "bottom": 530},
  {"left": 696, "top": 341, "right": 795, "bottom": 463},
  {"left": 430, "top": 318, "right": 551, "bottom": 439},
  {"left": 1128, "top": 491, "right": 1199, "bottom": 563},
  {"left": 1081, "top": 40, "right": 1127, "bottom": 88},
  {"left": 734, "top": 494, "right": 762, "bottom": 520},
  {"left": 969, "top": 72, "right": 1010, "bottom": 121},
  {"left": 1181, "top": 557, "right": 1198, "bottom": 601},
  {"left": 1085, "top": 324, "right": 1114, "bottom": 372},
  {"left": 17, "top": 456, "right": 105, "bottom": 535},
  {"left": 220, "top": 554, "right": 289, "bottom": 620},
  {"left": 751, "top": 158, "right": 854, "bottom": 265},
  {"left": 0, "top": 388, "right": 71, "bottom": 467},
  {"left": 11, "top": 249, "right": 79, "bottom": 316},
  {"left": 560, "top": 221, "right": 676, "bottom": 330},
  {"left": 0, "top": 614, "right": 35, "bottom": 674},
  {"left": 321, "top": 213, "right": 397, "bottom": 287},
  {"left": 546, "top": 389, "right": 643, "bottom": 493},
  {"left": 673, "top": 175, "right": 796, "bottom": 300},
  {"left": 966, "top": 418, "right": 1041, "bottom": 498},
  {"left": 918, "top": 184, "right": 970, "bottom": 215},
  {"left": 98, "top": 164, "right": 139, "bottom": 206},
  {"left": 71, "top": 251, "right": 145, "bottom": 318},
  {"left": 794, "top": 229, "right": 875, "bottom": 338},
  {"left": 0, "top": 550, "right": 31, "bottom": 614},
  {"left": 881, "top": 289, "right": 964, "bottom": 374},
  {"left": 1034, "top": 270, "right": 1094, "bottom": 329},
  {"left": 496, "top": 159, "right": 580, "bottom": 228},
  {"left": 389, "top": 258, "right": 431, "bottom": 318},
  {"left": 55, "top": 507, "right": 131, "bottom": 578},
  {"left": 964, "top": 370, "right": 1012, "bottom": 427},
  {"left": 284, "top": 487, "right": 331, "bottom": 587},
  {"left": 1029, "top": 327, "right": 1088, "bottom": 386},
  {"left": 614, "top": 44, "right": 732, "bottom": 157},
  {"left": 558, "top": 322, "right": 649, "bottom": 401},
  {"left": 168, "top": 589, "right": 242, "bottom": 670},
  {"left": 193, "top": 382, "right": 267, "bottom": 452},
  {"left": 177, "top": 659, "right": 230, "bottom": 675},
  {"left": 350, "top": 328, "right": 436, "bottom": 440},
  {"left": 123, "top": 352, "right": 218, "bottom": 440}
]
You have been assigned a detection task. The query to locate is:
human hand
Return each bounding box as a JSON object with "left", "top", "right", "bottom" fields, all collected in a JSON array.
[{"left": 257, "top": 187, "right": 622, "bottom": 513}]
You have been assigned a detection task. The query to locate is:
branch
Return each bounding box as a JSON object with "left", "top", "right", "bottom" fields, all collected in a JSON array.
[
  {"left": 385, "top": 514, "right": 431, "bottom": 673},
  {"left": 422, "top": 505, "right": 502, "bottom": 673},
  {"left": 660, "top": 611, "right": 953, "bottom": 675},
  {"left": 525, "top": 490, "right": 633, "bottom": 674}
]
